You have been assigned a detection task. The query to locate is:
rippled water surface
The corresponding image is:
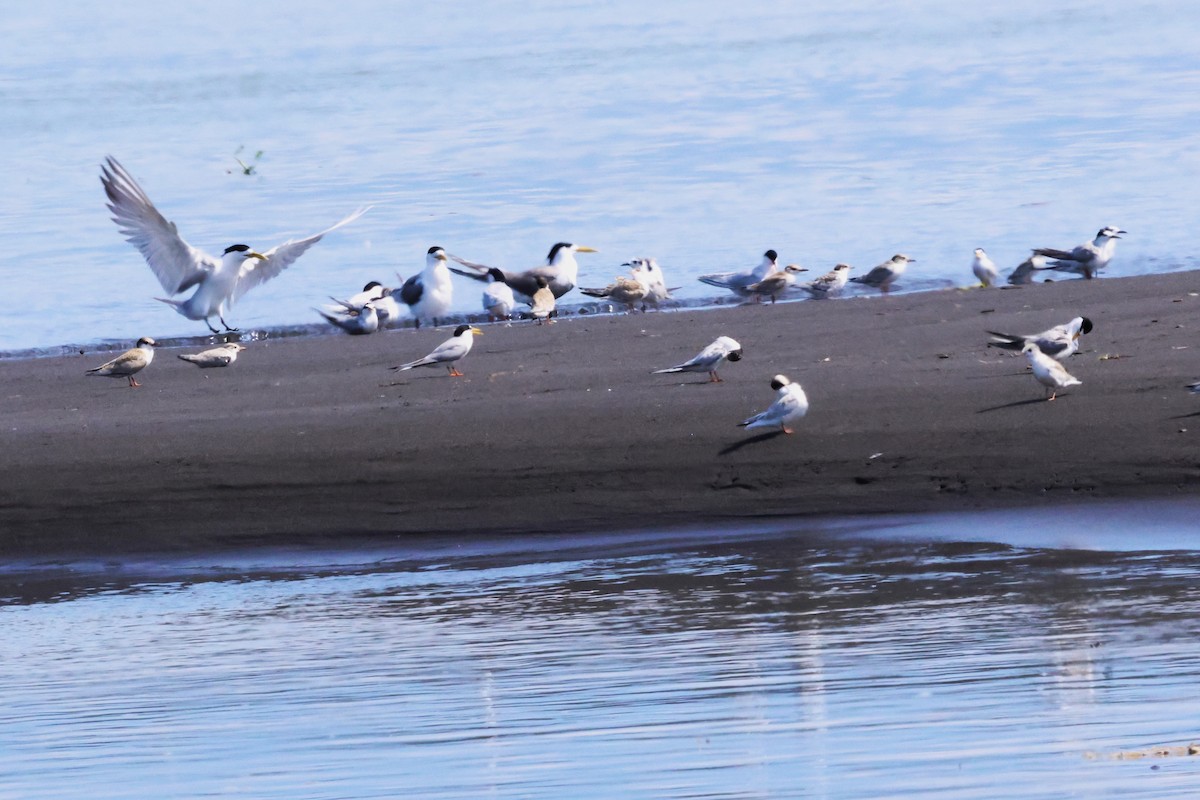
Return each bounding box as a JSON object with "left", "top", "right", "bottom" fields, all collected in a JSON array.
[
  {"left": 2, "top": 1, "right": 1199, "bottom": 351},
  {"left": 4, "top": 510, "right": 1200, "bottom": 798}
]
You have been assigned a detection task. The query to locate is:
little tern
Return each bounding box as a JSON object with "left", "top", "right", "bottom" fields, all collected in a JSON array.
[
  {"left": 86, "top": 337, "right": 157, "bottom": 387},
  {"left": 391, "top": 325, "right": 483, "bottom": 377},
  {"left": 739, "top": 374, "right": 809, "bottom": 434}
]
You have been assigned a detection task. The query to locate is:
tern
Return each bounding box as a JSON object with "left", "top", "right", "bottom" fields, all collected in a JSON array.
[
  {"left": 652, "top": 336, "right": 743, "bottom": 383},
  {"left": 1032, "top": 226, "right": 1125, "bottom": 279},
  {"left": 743, "top": 264, "right": 808, "bottom": 303},
  {"left": 449, "top": 243, "right": 598, "bottom": 300},
  {"left": 972, "top": 248, "right": 999, "bottom": 287},
  {"left": 316, "top": 300, "right": 380, "bottom": 335},
  {"left": 86, "top": 337, "right": 157, "bottom": 387},
  {"left": 482, "top": 268, "right": 517, "bottom": 322},
  {"left": 399, "top": 247, "right": 455, "bottom": 328},
  {"left": 177, "top": 342, "right": 247, "bottom": 367},
  {"left": 987, "top": 316, "right": 1093, "bottom": 360},
  {"left": 739, "top": 374, "right": 809, "bottom": 434},
  {"left": 391, "top": 325, "right": 483, "bottom": 377},
  {"left": 624, "top": 258, "right": 673, "bottom": 308},
  {"left": 1022, "top": 342, "right": 1081, "bottom": 401},
  {"left": 800, "top": 264, "right": 852, "bottom": 299},
  {"left": 580, "top": 275, "right": 647, "bottom": 311},
  {"left": 1007, "top": 254, "right": 1045, "bottom": 286},
  {"left": 325, "top": 281, "right": 400, "bottom": 327},
  {"left": 849, "top": 254, "right": 914, "bottom": 294},
  {"left": 100, "top": 156, "right": 367, "bottom": 333},
  {"left": 528, "top": 276, "right": 557, "bottom": 324},
  {"left": 698, "top": 250, "right": 779, "bottom": 299}
]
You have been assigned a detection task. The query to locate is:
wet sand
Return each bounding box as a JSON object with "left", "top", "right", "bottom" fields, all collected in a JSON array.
[{"left": 2, "top": 271, "right": 1199, "bottom": 558}]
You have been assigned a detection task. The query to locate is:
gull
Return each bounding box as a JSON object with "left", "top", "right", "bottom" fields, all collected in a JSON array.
[
  {"left": 529, "top": 276, "right": 557, "bottom": 324},
  {"left": 482, "top": 268, "right": 517, "bottom": 322},
  {"left": 624, "top": 258, "right": 674, "bottom": 308},
  {"left": 739, "top": 374, "right": 809, "bottom": 434},
  {"left": 1032, "top": 226, "right": 1125, "bottom": 279},
  {"left": 849, "top": 254, "right": 914, "bottom": 293},
  {"left": 449, "top": 243, "right": 598, "bottom": 300},
  {"left": 652, "top": 336, "right": 743, "bottom": 383},
  {"left": 316, "top": 300, "right": 379, "bottom": 335},
  {"left": 100, "top": 156, "right": 367, "bottom": 333},
  {"left": 399, "top": 247, "right": 454, "bottom": 328},
  {"left": 987, "top": 316, "right": 1093, "bottom": 360},
  {"left": 698, "top": 249, "right": 778, "bottom": 299},
  {"left": 1022, "top": 342, "right": 1081, "bottom": 401},
  {"left": 1007, "top": 254, "right": 1045, "bottom": 286},
  {"left": 972, "top": 248, "right": 999, "bottom": 287},
  {"left": 391, "top": 325, "right": 483, "bottom": 377},
  {"left": 86, "top": 337, "right": 157, "bottom": 387},
  {"left": 743, "top": 264, "right": 809, "bottom": 303},
  {"left": 580, "top": 275, "right": 647, "bottom": 311},
  {"left": 800, "top": 263, "right": 852, "bottom": 299},
  {"left": 177, "top": 342, "right": 247, "bottom": 367}
]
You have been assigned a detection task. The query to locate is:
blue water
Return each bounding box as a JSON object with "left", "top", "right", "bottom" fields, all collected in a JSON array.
[
  {"left": 4, "top": 506, "right": 1200, "bottom": 799},
  {"left": 2, "top": 1, "right": 1199, "bottom": 352}
]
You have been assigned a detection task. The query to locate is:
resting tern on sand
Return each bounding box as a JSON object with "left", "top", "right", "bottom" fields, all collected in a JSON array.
[
  {"left": 652, "top": 336, "right": 743, "bottom": 383},
  {"left": 739, "top": 374, "right": 809, "bottom": 434},
  {"left": 399, "top": 247, "right": 454, "bottom": 328},
  {"left": 1031, "top": 226, "right": 1125, "bottom": 279},
  {"left": 100, "top": 156, "right": 368, "bottom": 333},
  {"left": 1022, "top": 342, "right": 1081, "bottom": 401},
  {"left": 391, "top": 324, "right": 483, "bottom": 377},
  {"left": 987, "top": 316, "right": 1093, "bottom": 361},
  {"left": 482, "top": 268, "right": 517, "bottom": 321},
  {"left": 449, "top": 243, "right": 598, "bottom": 300},
  {"left": 698, "top": 249, "right": 779, "bottom": 299},
  {"left": 849, "top": 254, "right": 914, "bottom": 293},
  {"left": 972, "top": 248, "right": 999, "bottom": 287},
  {"left": 316, "top": 300, "right": 380, "bottom": 335},
  {"left": 86, "top": 337, "right": 157, "bottom": 387},
  {"left": 324, "top": 281, "right": 400, "bottom": 327},
  {"left": 177, "top": 342, "right": 247, "bottom": 368},
  {"left": 800, "top": 263, "right": 852, "bottom": 299}
]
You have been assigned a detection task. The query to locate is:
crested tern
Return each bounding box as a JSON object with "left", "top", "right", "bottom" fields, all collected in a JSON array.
[
  {"left": 743, "top": 264, "right": 808, "bottom": 303},
  {"left": 652, "top": 336, "right": 743, "bottom": 383},
  {"left": 800, "top": 263, "right": 852, "bottom": 299},
  {"left": 449, "top": 243, "right": 598, "bottom": 300},
  {"left": 972, "top": 248, "right": 999, "bottom": 287},
  {"left": 1032, "top": 226, "right": 1125, "bottom": 279},
  {"left": 849, "top": 254, "right": 914, "bottom": 293},
  {"left": 739, "top": 374, "right": 809, "bottom": 434},
  {"left": 698, "top": 249, "right": 779, "bottom": 299},
  {"left": 391, "top": 324, "right": 483, "bottom": 377},
  {"left": 987, "top": 316, "right": 1093, "bottom": 360},
  {"left": 482, "top": 268, "right": 517, "bottom": 322},
  {"left": 1022, "top": 342, "right": 1081, "bottom": 401},
  {"left": 177, "top": 342, "right": 247, "bottom": 368},
  {"left": 86, "top": 337, "right": 157, "bottom": 387},
  {"left": 316, "top": 300, "right": 380, "bottom": 335},
  {"left": 399, "top": 247, "right": 454, "bottom": 328},
  {"left": 100, "top": 156, "right": 367, "bottom": 333}
]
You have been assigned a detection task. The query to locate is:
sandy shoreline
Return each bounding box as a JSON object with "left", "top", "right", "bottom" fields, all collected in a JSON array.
[{"left": 3, "top": 271, "right": 1199, "bottom": 559}]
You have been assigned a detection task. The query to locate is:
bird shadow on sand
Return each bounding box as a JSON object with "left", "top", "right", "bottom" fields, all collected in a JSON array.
[
  {"left": 719, "top": 430, "right": 786, "bottom": 455},
  {"left": 975, "top": 397, "right": 1055, "bottom": 413},
  {"left": 1168, "top": 410, "right": 1200, "bottom": 420}
]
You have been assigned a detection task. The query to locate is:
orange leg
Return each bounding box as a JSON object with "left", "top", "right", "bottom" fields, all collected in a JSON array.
[
  {"left": 709, "top": 371, "right": 722, "bottom": 383},
  {"left": 128, "top": 377, "right": 141, "bottom": 388},
  {"left": 448, "top": 366, "right": 464, "bottom": 377}
]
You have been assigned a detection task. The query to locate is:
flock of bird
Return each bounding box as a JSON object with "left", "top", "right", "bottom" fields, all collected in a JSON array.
[{"left": 86, "top": 157, "right": 1191, "bottom": 427}]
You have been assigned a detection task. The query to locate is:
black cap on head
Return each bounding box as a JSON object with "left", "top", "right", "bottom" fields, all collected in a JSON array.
[
  {"left": 1080, "top": 317, "right": 1094, "bottom": 334},
  {"left": 363, "top": 281, "right": 382, "bottom": 291},
  {"left": 764, "top": 249, "right": 778, "bottom": 261},
  {"left": 547, "top": 242, "right": 571, "bottom": 261},
  {"left": 769, "top": 374, "right": 789, "bottom": 390},
  {"left": 223, "top": 244, "right": 251, "bottom": 255},
  {"left": 427, "top": 246, "right": 443, "bottom": 255},
  {"left": 453, "top": 324, "right": 471, "bottom": 336},
  {"left": 487, "top": 268, "right": 506, "bottom": 281},
  {"left": 727, "top": 350, "right": 743, "bottom": 362}
]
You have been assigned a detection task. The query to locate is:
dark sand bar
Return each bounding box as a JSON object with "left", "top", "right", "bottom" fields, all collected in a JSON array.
[{"left": 3, "top": 271, "right": 1200, "bottom": 559}]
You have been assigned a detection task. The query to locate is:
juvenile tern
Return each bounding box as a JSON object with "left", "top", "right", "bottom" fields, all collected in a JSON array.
[
  {"left": 86, "top": 337, "right": 157, "bottom": 387},
  {"left": 743, "top": 264, "right": 808, "bottom": 303},
  {"left": 849, "top": 254, "right": 914, "bottom": 293},
  {"left": 739, "top": 374, "right": 809, "bottom": 434},
  {"left": 987, "top": 316, "right": 1093, "bottom": 360},
  {"left": 1032, "top": 226, "right": 1125, "bottom": 279},
  {"left": 326, "top": 281, "right": 401, "bottom": 327},
  {"left": 698, "top": 249, "right": 779, "bottom": 299},
  {"left": 100, "top": 156, "right": 367, "bottom": 333},
  {"left": 800, "top": 263, "right": 852, "bottom": 299},
  {"left": 177, "top": 342, "right": 247, "bottom": 367},
  {"left": 972, "top": 248, "right": 999, "bottom": 287},
  {"left": 316, "top": 300, "right": 380, "bottom": 335},
  {"left": 1007, "top": 254, "right": 1045, "bottom": 286},
  {"left": 580, "top": 276, "right": 647, "bottom": 311},
  {"left": 652, "top": 336, "right": 743, "bottom": 383},
  {"left": 1022, "top": 342, "right": 1081, "bottom": 401},
  {"left": 391, "top": 325, "right": 483, "bottom": 377},
  {"left": 482, "top": 268, "right": 517, "bottom": 322},
  {"left": 624, "top": 258, "right": 673, "bottom": 308},
  {"left": 399, "top": 247, "right": 454, "bottom": 328},
  {"left": 528, "top": 276, "right": 557, "bottom": 324},
  {"left": 449, "top": 243, "right": 598, "bottom": 300}
]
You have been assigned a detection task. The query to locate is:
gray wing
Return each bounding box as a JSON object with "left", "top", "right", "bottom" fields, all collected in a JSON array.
[
  {"left": 399, "top": 274, "right": 424, "bottom": 306},
  {"left": 233, "top": 206, "right": 370, "bottom": 301},
  {"left": 101, "top": 156, "right": 215, "bottom": 294}
]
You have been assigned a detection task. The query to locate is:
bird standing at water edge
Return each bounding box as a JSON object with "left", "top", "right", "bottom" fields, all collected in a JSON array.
[
  {"left": 482, "top": 268, "right": 517, "bottom": 322},
  {"left": 316, "top": 300, "right": 380, "bottom": 335},
  {"left": 529, "top": 276, "right": 557, "bottom": 324},
  {"left": 86, "top": 337, "right": 158, "bottom": 387},
  {"left": 100, "top": 156, "right": 368, "bottom": 333},
  {"left": 743, "top": 264, "right": 808, "bottom": 303},
  {"left": 698, "top": 249, "right": 780, "bottom": 299},
  {"left": 800, "top": 264, "right": 852, "bottom": 299},
  {"left": 391, "top": 325, "right": 483, "bottom": 377},
  {"left": 449, "top": 243, "right": 598, "bottom": 301},
  {"left": 849, "top": 254, "right": 914, "bottom": 294},
  {"left": 972, "top": 248, "right": 999, "bottom": 287},
  {"left": 399, "top": 247, "right": 455, "bottom": 328},
  {"left": 1031, "top": 226, "right": 1125, "bottom": 279}
]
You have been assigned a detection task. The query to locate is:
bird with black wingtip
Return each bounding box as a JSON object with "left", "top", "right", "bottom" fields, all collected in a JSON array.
[
  {"left": 399, "top": 246, "right": 455, "bottom": 328},
  {"left": 739, "top": 374, "right": 809, "bottom": 434},
  {"left": 449, "top": 242, "right": 598, "bottom": 301},
  {"left": 987, "top": 316, "right": 1093, "bottom": 361},
  {"left": 391, "top": 325, "right": 483, "bottom": 377}
]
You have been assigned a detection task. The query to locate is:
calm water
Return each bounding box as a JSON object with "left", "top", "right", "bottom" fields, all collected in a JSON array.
[
  {"left": 4, "top": 504, "right": 1200, "bottom": 798},
  {"left": 2, "top": 1, "right": 1200, "bottom": 352}
]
